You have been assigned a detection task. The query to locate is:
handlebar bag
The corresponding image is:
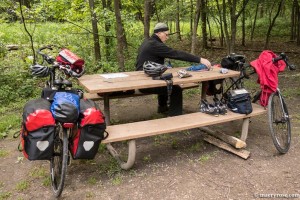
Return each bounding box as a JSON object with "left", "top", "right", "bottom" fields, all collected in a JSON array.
[
  {"left": 70, "top": 99, "right": 107, "bottom": 159},
  {"left": 227, "top": 89, "right": 253, "bottom": 115},
  {"left": 51, "top": 91, "right": 80, "bottom": 123},
  {"left": 21, "top": 98, "right": 56, "bottom": 160},
  {"left": 56, "top": 48, "right": 85, "bottom": 74}
]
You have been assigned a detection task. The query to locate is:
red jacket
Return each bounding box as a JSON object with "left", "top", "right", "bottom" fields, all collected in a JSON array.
[{"left": 250, "top": 50, "right": 286, "bottom": 107}]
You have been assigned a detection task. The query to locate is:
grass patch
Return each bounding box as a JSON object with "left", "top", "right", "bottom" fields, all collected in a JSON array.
[
  {"left": 0, "top": 113, "right": 21, "bottom": 139},
  {"left": 143, "top": 155, "right": 151, "bottom": 163},
  {"left": 198, "top": 153, "right": 211, "bottom": 163},
  {"left": 0, "top": 192, "right": 11, "bottom": 200},
  {"left": 98, "top": 157, "right": 122, "bottom": 178},
  {"left": 281, "top": 88, "right": 300, "bottom": 99},
  {"left": 0, "top": 150, "right": 9, "bottom": 158},
  {"left": 15, "top": 180, "right": 30, "bottom": 191},
  {"left": 42, "top": 177, "right": 51, "bottom": 187},
  {"left": 98, "top": 143, "right": 106, "bottom": 154},
  {"left": 154, "top": 134, "right": 171, "bottom": 146},
  {"left": 85, "top": 192, "right": 94, "bottom": 198},
  {"left": 183, "top": 88, "right": 200, "bottom": 97},
  {"left": 171, "top": 138, "right": 179, "bottom": 149},
  {"left": 111, "top": 174, "right": 122, "bottom": 185},
  {"left": 188, "top": 141, "right": 203, "bottom": 152},
  {"left": 87, "top": 177, "right": 97, "bottom": 185},
  {"left": 29, "top": 166, "right": 47, "bottom": 178}
]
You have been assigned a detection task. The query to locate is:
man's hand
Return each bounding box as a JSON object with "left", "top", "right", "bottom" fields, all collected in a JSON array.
[{"left": 200, "top": 58, "right": 212, "bottom": 69}]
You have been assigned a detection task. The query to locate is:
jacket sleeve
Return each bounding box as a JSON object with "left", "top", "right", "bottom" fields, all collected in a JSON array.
[{"left": 154, "top": 42, "right": 200, "bottom": 63}]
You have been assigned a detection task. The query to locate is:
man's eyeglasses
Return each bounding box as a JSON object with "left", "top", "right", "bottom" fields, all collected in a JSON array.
[{"left": 163, "top": 32, "right": 169, "bottom": 37}]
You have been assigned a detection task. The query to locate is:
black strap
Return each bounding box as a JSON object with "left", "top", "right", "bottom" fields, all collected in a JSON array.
[
  {"left": 165, "top": 79, "right": 173, "bottom": 107},
  {"left": 103, "top": 130, "right": 109, "bottom": 140}
]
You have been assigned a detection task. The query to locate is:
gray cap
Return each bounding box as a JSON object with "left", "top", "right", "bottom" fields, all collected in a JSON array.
[{"left": 154, "top": 23, "right": 169, "bottom": 33}]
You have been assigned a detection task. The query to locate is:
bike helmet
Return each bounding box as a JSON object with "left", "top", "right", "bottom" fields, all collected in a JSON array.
[
  {"left": 143, "top": 61, "right": 168, "bottom": 77},
  {"left": 30, "top": 64, "right": 50, "bottom": 77}
]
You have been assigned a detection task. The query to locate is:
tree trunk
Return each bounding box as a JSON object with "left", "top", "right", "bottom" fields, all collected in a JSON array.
[
  {"left": 114, "top": 0, "right": 125, "bottom": 71},
  {"left": 297, "top": 1, "right": 300, "bottom": 45},
  {"left": 190, "top": 0, "right": 193, "bottom": 37},
  {"left": 19, "top": 0, "right": 31, "bottom": 8},
  {"left": 154, "top": 2, "right": 160, "bottom": 22},
  {"left": 89, "top": 0, "right": 101, "bottom": 63},
  {"left": 251, "top": 3, "right": 259, "bottom": 41},
  {"left": 144, "top": 0, "right": 151, "bottom": 39},
  {"left": 222, "top": 0, "right": 230, "bottom": 53},
  {"left": 225, "top": 0, "right": 249, "bottom": 53},
  {"left": 264, "top": 0, "right": 284, "bottom": 49},
  {"left": 176, "top": 0, "right": 181, "bottom": 40},
  {"left": 291, "top": 0, "right": 298, "bottom": 41},
  {"left": 102, "top": 0, "right": 112, "bottom": 60},
  {"left": 215, "top": 0, "right": 224, "bottom": 46},
  {"left": 241, "top": 0, "right": 246, "bottom": 46},
  {"left": 191, "top": 0, "right": 201, "bottom": 54},
  {"left": 201, "top": 0, "right": 208, "bottom": 49}
]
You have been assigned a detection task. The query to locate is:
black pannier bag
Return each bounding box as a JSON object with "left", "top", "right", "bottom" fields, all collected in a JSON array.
[
  {"left": 50, "top": 91, "right": 80, "bottom": 123},
  {"left": 221, "top": 53, "right": 245, "bottom": 71},
  {"left": 70, "top": 99, "right": 107, "bottom": 159},
  {"left": 227, "top": 89, "right": 253, "bottom": 115},
  {"left": 21, "top": 98, "right": 56, "bottom": 160}
]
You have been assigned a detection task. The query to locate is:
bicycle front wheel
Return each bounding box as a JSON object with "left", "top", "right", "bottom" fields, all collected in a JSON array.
[
  {"left": 268, "top": 92, "right": 291, "bottom": 154},
  {"left": 50, "top": 126, "right": 69, "bottom": 197}
]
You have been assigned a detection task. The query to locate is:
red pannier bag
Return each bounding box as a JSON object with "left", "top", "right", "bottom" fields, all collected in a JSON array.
[
  {"left": 21, "top": 98, "right": 56, "bottom": 160},
  {"left": 56, "top": 48, "right": 85, "bottom": 74},
  {"left": 70, "top": 99, "right": 107, "bottom": 159}
]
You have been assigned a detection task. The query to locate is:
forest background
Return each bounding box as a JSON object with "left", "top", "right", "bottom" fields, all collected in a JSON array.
[{"left": 0, "top": 0, "right": 300, "bottom": 147}]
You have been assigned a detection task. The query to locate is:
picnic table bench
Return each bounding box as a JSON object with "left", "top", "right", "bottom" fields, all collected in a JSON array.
[{"left": 78, "top": 67, "right": 267, "bottom": 169}]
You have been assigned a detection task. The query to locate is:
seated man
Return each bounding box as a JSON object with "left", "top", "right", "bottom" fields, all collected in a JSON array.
[{"left": 135, "top": 22, "right": 211, "bottom": 116}]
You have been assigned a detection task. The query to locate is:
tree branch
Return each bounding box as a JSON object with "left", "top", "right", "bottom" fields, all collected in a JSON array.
[
  {"left": 65, "top": 20, "right": 117, "bottom": 38},
  {"left": 19, "top": 0, "right": 35, "bottom": 64}
]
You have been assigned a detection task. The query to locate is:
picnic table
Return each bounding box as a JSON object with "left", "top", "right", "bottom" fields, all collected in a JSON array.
[{"left": 77, "top": 67, "right": 266, "bottom": 169}]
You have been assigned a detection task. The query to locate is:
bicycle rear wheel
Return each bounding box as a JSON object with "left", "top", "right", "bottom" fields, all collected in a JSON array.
[
  {"left": 268, "top": 92, "right": 291, "bottom": 154},
  {"left": 50, "top": 125, "right": 69, "bottom": 197}
]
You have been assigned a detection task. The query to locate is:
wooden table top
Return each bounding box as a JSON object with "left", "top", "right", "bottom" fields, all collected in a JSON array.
[{"left": 77, "top": 67, "right": 240, "bottom": 94}]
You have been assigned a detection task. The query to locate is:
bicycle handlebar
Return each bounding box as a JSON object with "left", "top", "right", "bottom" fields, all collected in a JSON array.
[
  {"left": 35, "top": 45, "right": 85, "bottom": 78},
  {"left": 272, "top": 52, "right": 296, "bottom": 71},
  {"left": 37, "top": 45, "right": 56, "bottom": 64}
]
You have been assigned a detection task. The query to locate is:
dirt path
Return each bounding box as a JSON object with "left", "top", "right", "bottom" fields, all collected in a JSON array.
[{"left": 1, "top": 89, "right": 300, "bottom": 200}]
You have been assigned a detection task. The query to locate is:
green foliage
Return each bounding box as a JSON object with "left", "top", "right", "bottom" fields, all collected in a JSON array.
[
  {"left": 0, "top": 150, "right": 9, "bottom": 157},
  {"left": 0, "top": 191, "right": 11, "bottom": 200},
  {"left": 15, "top": 180, "right": 30, "bottom": 191}
]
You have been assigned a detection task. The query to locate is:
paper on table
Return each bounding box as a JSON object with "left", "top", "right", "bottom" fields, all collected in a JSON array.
[{"left": 100, "top": 73, "right": 129, "bottom": 79}]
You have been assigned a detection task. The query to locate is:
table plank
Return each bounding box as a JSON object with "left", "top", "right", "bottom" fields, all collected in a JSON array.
[{"left": 78, "top": 67, "right": 240, "bottom": 94}]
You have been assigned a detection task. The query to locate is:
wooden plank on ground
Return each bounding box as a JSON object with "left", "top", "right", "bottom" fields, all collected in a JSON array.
[
  {"left": 203, "top": 134, "right": 250, "bottom": 159},
  {"left": 199, "top": 127, "right": 246, "bottom": 149}
]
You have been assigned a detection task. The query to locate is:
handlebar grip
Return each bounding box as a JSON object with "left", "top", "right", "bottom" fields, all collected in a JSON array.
[
  {"left": 37, "top": 45, "right": 53, "bottom": 53},
  {"left": 272, "top": 56, "right": 282, "bottom": 63}
]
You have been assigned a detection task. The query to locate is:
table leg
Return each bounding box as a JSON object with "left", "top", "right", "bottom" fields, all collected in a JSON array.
[
  {"left": 106, "top": 140, "right": 136, "bottom": 170},
  {"left": 103, "top": 95, "right": 137, "bottom": 169},
  {"left": 240, "top": 118, "right": 250, "bottom": 142},
  {"left": 103, "top": 95, "right": 110, "bottom": 125},
  {"left": 201, "top": 81, "right": 208, "bottom": 100}
]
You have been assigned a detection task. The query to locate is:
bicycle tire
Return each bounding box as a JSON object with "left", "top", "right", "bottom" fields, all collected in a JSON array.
[
  {"left": 268, "top": 92, "right": 291, "bottom": 154},
  {"left": 50, "top": 126, "right": 69, "bottom": 197}
]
